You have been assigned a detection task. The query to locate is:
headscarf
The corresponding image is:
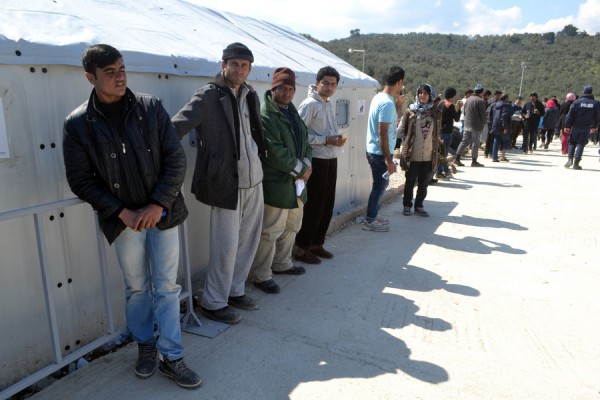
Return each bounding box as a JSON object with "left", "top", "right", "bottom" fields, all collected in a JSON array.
[{"left": 408, "top": 83, "right": 436, "bottom": 115}]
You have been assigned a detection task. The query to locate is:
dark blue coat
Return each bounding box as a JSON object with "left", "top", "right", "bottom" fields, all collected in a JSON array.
[
  {"left": 565, "top": 94, "right": 600, "bottom": 130},
  {"left": 491, "top": 101, "right": 511, "bottom": 134}
]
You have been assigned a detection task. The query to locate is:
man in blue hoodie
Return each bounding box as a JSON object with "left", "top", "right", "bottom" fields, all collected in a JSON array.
[{"left": 564, "top": 85, "right": 600, "bottom": 169}]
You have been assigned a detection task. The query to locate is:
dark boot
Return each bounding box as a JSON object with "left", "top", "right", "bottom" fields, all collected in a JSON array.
[
  {"left": 573, "top": 159, "right": 582, "bottom": 170},
  {"left": 564, "top": 158, "right": 573, "bottom": 168},
  {"left": 454, "top": 154, "right": 464, "bottom": 167}
]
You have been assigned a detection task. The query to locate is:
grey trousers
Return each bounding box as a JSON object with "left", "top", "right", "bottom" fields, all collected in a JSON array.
[
  {"left": 456, "top": 129, "right": 483, "bottom": 161},
  {"left": 201, "top": 184, "right": 264, "bottom": 310},
  {"left": 249, "top": 199, "right": 303, "bottom": 283}
]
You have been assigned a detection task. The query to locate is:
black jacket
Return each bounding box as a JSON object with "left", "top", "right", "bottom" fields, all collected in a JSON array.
[
  {"left": 521, "top": 100, "right": 545, "bottom": 129},
  {"left": 63, "top": 88, "right": 188, "bottom": 244},
  {"left": 172, "top": 73, "right": 266, "bottom": 210}
]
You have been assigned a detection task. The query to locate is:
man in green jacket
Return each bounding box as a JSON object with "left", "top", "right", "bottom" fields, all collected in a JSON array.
[{"left": 249, "top": 67, "right": 312, "bottom": 294}]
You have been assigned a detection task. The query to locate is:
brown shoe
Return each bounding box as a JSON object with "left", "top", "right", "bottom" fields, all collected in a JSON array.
[
  {"left": 310, "top": 245, "right": 333, "bottom": 259},
  {"left": 294, "top": 249, "right": 321, "bottom": 264}
]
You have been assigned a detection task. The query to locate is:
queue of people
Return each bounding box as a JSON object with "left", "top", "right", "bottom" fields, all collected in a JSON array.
[
  {"left": 61, "top": 42, "right": 600, "bottom": 391},
  {"left": 62, "top": 42, "right": 353, "bottom": 390}
]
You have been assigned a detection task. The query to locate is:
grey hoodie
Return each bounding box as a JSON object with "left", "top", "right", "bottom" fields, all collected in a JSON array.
[{"left": 297, "top": 84, "right": 342, "bottom": 159}]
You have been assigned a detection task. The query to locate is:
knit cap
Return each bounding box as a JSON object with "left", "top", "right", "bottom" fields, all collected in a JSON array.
[
  {"left": 222, "top": 42, "right": 254, "bottom": 63},
  {"left": 583, "top": 85, "right": 593, "bottom": 94}
]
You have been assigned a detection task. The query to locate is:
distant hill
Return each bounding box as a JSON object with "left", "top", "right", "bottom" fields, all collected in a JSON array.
[{"left": 306, "top": 25, "right": 600, "bottom": 101}]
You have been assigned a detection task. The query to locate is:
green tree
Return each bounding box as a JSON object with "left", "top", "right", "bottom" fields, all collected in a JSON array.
[{"left": 561, "top": 24, "right": 579, "bottom": 37}]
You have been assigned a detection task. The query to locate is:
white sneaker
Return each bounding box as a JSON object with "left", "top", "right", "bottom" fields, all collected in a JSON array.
[
  {"left": 362, "top": 220, "right": 390, "bottom": 232},
  {"left": 376, "top": 216, "right": 389, "bottom": 225}
]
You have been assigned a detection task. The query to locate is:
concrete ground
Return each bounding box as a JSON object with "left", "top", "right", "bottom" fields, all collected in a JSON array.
[{"left": 29, "top": 141, "right": 600, "bottom": 400}]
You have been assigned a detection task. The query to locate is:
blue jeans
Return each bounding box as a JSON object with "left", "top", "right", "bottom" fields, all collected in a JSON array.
[
  {"left": 437, "top": 132, "right": 453, "bottom": 174},
  {"left": 492, "top": 133, "right": 510, "bottom": 160},
  {"left": 114, "top": 226, "right": 183, "bottom": 360},
  {"left": 567, "top": 128, "right": 589, "bottom": 160},
  {"left": 365, "top": 152, "right": 389, "bottom": 222}
]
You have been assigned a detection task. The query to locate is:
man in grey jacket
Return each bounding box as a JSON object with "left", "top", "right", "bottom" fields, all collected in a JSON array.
[
  {"left": 454, "top": 83, "right": 487, "bottom": 167},
  {"left": 172, "top": 43, "right": 265, "bottom": 325},
  {"left": 294, "top": 66, "right": 346, "bottom": 264}
]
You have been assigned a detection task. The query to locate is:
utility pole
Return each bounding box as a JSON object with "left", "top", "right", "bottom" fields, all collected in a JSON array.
[
  {"left": 348, "top": 48, "right": 365, "bottom": 72},
  {"left": 519, "top": 62, "right": 526, "bottom": 97}
]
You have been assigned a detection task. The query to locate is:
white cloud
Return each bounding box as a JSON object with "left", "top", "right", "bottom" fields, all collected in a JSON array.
[
  {"left": 461, "top": 0, "right": 522, "bottom": 35},
  {"left": 516, "top": 0, "right": 600, "bottom": 34},
  {"left": 187, "top": 0, "right": 598, "bottom": 39}
]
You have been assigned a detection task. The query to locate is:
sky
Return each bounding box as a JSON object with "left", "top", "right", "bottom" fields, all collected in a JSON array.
[{"left": 190, "top": 0, "right": 600, "bottom": 41}]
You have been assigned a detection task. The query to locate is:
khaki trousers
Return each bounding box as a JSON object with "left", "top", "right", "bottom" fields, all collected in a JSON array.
[{"left": 250, "top": 199, "right": 303, "bottom": 283}]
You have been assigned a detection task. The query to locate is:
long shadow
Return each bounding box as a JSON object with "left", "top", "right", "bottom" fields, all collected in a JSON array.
[
  {"left": 246, "top": 200, "right": 491, "bottom": 394},
  {"left": 425, "top": 234, "right": 526, "bottom": 254},
  {"left": 445, "top": 214, "right": 527, "bottom": 231},
  {"left": 450, "top": 178, "right": 523, "bottom": 188},
  {"left": 480, "top": 165, "right": 542, "bottom": 172}
]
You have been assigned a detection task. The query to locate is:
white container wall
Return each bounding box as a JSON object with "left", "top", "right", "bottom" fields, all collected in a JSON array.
[{"left": 0, "top": 0, "right": 380, "bottom": 395}]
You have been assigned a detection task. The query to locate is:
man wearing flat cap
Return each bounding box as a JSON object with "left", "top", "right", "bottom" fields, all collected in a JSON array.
[
  {"left": 248, "top": 67, "right": 312, "bottom": 294},
  {"left": 172, "top": 42, "right": 265, "bottom": 324},
  {"left": 563, "top": 85, "right": 600, "bottom": 169}
]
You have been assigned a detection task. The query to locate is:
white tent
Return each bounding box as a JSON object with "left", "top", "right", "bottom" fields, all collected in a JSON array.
[
  {"left": 0, "top": 1, "right": 379, "bottom": 396},
  {"left": 0, "top": 0, "right": 376, "bottom": 86}
]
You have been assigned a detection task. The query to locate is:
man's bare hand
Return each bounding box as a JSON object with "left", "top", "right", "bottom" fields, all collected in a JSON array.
[
  {"left": 327, "top": 135, "right": 347, "bottom": 147},
  {"left": 119, "top": 204, "right": 164, "bottom": 231},
  {"left": 301, "top": 166, "right": 312, "bottom": 182},
  {"left": 385, "top": 156, "right": 397, "bottom": 174}
]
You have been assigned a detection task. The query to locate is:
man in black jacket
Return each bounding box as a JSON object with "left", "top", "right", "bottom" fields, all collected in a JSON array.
[
  {"left": 172, "top": 43, "right": 266, "bottom": 325},
  {"left": 63, "top": 44, "right": 200, "bottom": 390},
  {"left": 521, "top": 92, "right": 545, "bottom": 153}
]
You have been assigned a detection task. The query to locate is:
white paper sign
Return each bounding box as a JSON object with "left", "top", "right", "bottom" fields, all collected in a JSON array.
[
  {"left": 358, "top": 99, "right": 366, "bottom": 115},
  {"left": 0, "top": 98, "right": 9, "bottom": 159}
]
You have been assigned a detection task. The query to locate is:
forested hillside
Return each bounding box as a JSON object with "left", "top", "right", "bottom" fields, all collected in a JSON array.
[{"left": 306, "top": 25, "right": 600, "bottom": 99}]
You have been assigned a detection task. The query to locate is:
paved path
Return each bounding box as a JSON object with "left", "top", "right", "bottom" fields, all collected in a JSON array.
[{"left": 30, "top": 141, "right": 600, "bottom": 400}]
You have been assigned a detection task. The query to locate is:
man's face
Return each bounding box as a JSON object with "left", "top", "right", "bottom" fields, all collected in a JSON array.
[
  {"left": 316, "top": 75, "right": 338, "bottom": 99},
  {"left": 222, "top": 58, "right": 252, "bottom": 89},
  {"left": 86, "top": 58, "right": 127, "bottom": 104},
  {"left": 272, "top": 84, "right": 295, "bottom": 106},
  {"left": 531, "top": 96, "right": 537, "bottom": 103}
]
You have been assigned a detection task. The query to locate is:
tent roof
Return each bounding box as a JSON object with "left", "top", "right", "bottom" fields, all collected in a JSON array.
[{"left": 0, "top": 0, "right": 379, "bottom": 87}]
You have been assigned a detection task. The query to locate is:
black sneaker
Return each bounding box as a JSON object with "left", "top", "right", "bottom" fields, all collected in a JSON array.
[
  {"left": 159, "top": 358, "right": 202, "bottom": 390},
  {"left": 454, "top": 159, "right": 465, "bottom": 167},
  {"left": 273, "top": 266, "right": 306, "bottom": 275},
  {"left": 135, "top": 343, "right": 157, "bottom": 379},
  {"left": 253, "top": 279, "right": 281, "bottom": 294},
  {"left": 199, "top": 306, "right": 241, "bottom": 324},
  {"left": 471, "top": 161, "right": 484, "bottom": 167},
  {"left": 228, "top": 295, "right": 258, "bottom": 311}
]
